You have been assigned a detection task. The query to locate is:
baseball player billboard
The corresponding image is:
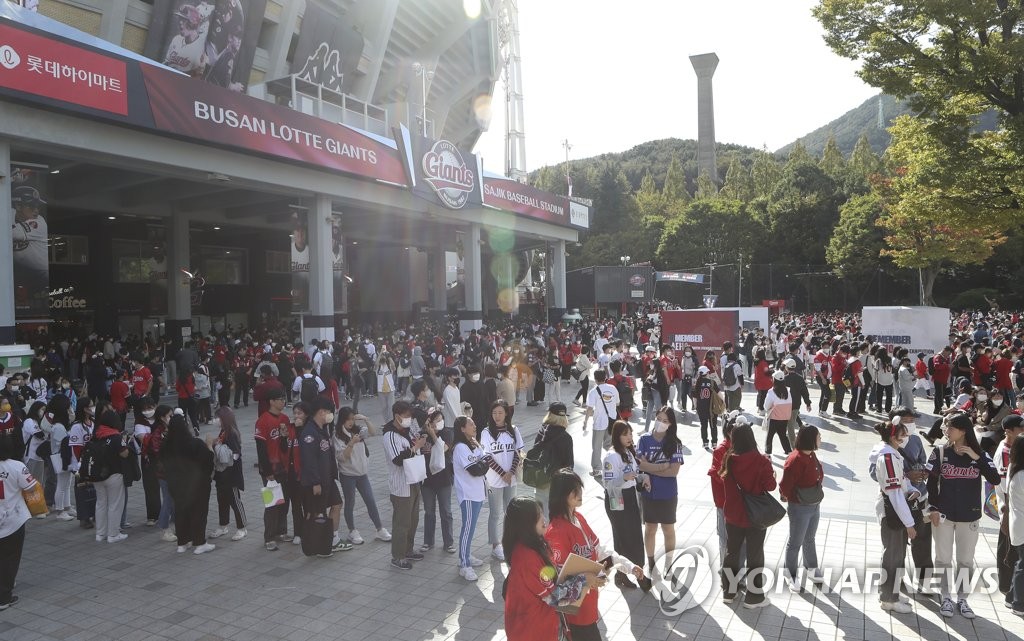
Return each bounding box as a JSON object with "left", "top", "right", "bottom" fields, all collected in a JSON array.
[
  {"left": 290, "top": 211, "right": 309, "bottom": 313},
  {"left": 10, "top": 164, "right": 49, "bottom": 318},
  {"left": 144, "top": 0, "right": 267, "bottom": 92}
]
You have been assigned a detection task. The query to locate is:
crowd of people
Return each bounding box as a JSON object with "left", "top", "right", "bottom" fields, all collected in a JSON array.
[{"left": 0, "top": 308, "right": 1023, "bottom": 640}]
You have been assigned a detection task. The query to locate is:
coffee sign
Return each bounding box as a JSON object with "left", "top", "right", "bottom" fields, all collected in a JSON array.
[{"left": 422, "top": 139, "right": 475, "bottom": 209}]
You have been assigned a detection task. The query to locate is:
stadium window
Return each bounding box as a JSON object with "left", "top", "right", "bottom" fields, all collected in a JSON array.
[{"left": 265, "top": 250, "right": 290, "bottom": 274}]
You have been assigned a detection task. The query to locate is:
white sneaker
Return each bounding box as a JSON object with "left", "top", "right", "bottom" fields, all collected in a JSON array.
[
  {"left": 193, "top": 543, "right": 216, "bottom": 555},
  {"left": 34, "top": 513, "right": 47, "bottom": 519},
  {"left": 743, "top": 598, "right": 771, "bottom": 609},
  {"left": 375, "top": 528, "right": 392, "bottom": 542},
  {"left": 107, "top": 533, "right": 128, "bottom": 543},
  {"left": 231, "top": 529, "right": 247, "bottom": 541},
  {"left": 459, "top": 566, "right": 479, "bottom": 581},
  {"left": 469, "top": 556, "right": 485, "bottom": 567},
  {"left": 881, "top": 600, "right": 913, "bottom": 614},
  {"left": 95, "top": 535, "right": 104, "bottom": 542},
  {"left": 67, "top": 509, "right": 77, "bottom": 518},
  {"left": 784, "top": 575, "right": 801, "bottom": 593},
  {"left": 492, "top": 545, "right": 505, "bottom": 561},
  {"left": 176, "top": 545, "right": 191, "bottom": 554},
  {"left": 349, "top": 529, "right": 364, "bottom": 545},
  {"left": 161, "top": 529, "right": 177, "bottom": 543},
  {"left": 209, "top": 527, "right": 229, "bottom": 539},
  {"left": 292, "top": 536, "right": 302, "bottom": 546},
  {"left": 56, "top": 511, "right": 74, "bottom": 522},
  {"left": 808, "top": 569, "right": 826, "bottom": 584}
]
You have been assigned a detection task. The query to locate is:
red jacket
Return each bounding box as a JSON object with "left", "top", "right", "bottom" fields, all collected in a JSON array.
[
  {"left": 754, "top": 361, "right": 773, "bottom": 392},
  {"left": 708, "top": 438, "right": 731, "bottom": 508},
  {"left": 722, "top": 451, "right": 777, "bottom": 528},
  {"left": 994, "top": 358, "right": 1013, "bottom": 389},
  {"left": 973, "top": 354, "right": 992, "bottom": 386},
  {"left": 830, "top": 354, "right": 847, "bottom": 385},
  {"left": 545, "top": 512, "right": 601, "bottom": 626},
  {"left": 779, "top": 451, "right": 823, "bottom": 503},
  {"left": 932, "top": 354, "right": 951, "bottom": 385},
  {"left": 110, "top": 380, "right": 130, "bottom": 412},
  {"left": 504, "top": 544, "right": 560, "bottom": 641},
  {"left": 175, "top": 375, "right": 195, "bottom": 400}
]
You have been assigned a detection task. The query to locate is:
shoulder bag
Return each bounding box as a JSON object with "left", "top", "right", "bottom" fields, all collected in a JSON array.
[{"left": 734, "top": 475, "right": 786, "bottom": 529}]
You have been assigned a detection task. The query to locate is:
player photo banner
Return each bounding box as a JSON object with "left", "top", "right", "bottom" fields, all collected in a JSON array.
[
  {"left": 144, "top": 0, "right": 267, "bottom": 92},
  {"left": 290, "top": 211, "right": 309, "bottom": 313},
  {"left": 10, "top": 163, "right": 49, "bottom": 319},
  {"left": 290, "top": 1, "right": 365, "bottom": 95}
]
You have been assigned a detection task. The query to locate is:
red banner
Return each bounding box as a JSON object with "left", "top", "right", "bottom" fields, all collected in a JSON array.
[
  {"left": 140, "top": 65, "right": 406, "bottom": 184},
  {"left": 0, "top": 22, "right": 128, "bottom": 115},
  {"left": 483, "top": 176, "right": 575, "bottom": 227},
  {"left": 660, "top": 310, "right": 739, "bottom": 355}
]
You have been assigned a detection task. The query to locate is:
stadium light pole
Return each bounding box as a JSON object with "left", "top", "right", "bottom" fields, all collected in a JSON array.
[
  {"left": 620, "top": 255, "right": 630, "bottom": 266},
  {"left": 412, "top": 62, "right": 434, "bottom": 137}
]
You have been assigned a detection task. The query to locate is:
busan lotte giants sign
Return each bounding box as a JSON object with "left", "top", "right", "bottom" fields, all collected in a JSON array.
[{"left": 422, "top": 139, "right": 475, "bottom": 209}]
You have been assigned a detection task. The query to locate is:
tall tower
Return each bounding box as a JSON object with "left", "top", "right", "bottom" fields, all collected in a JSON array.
[
  {"left": 689, "top": 52, "right": 719, "bottom": 183},
  {"left": 496, "top": 0, "right": 527, "bottom": 182}
]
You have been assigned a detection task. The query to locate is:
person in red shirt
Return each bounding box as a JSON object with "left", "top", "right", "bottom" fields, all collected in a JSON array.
[
  {"left": 109, "top": 372, "right": 131, "bottom": 426},
  {"left": 846, "top": 345, "right": 865, "bottom": 420},
  {"left": 994, "top": 349, "right": 1015, "bottom": 405},
  {"left": 972, "top": 344, "right": 993, "bottom": 388},
  {"left": 753, "top": 348, "right": 773, "bottom": 414},
  {"left": 718, "top": 423, "right": 776, "bottom": 607},
  {"left": 544, "top": 470, "right": 643, "bottom": 639},
  {"left": 830, "top": 346, "right": 850, "bottom": 417},
  {"left": 502, "top": 496, "right": 599, "bottom": 641},
  {"left": 254, "top": 389, "right": 303, "bottom": 550},
  {"left": 175, "top": 370, "right": 199, "bottom": 432},
  {"left": 252, "top": 365, "right": 285, "bottom": 417},
  {"left": 708, "top": 414, "right": 747, "bottom": 565},
  {"left": 778, "top": 425, "right": 825, "bottom": 589},
  {"left": 932, "top": 347, "right": 953, "bottom": 414}
]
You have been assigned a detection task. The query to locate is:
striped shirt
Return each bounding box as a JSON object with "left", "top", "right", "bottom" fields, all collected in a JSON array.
[{"left": 383, "top": 427, "right": 418, "bottom": 497}]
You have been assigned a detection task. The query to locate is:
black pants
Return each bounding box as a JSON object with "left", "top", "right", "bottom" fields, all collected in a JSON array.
[
  {"left": 722, "top": 523, "right": 767, "bottom": 604},
  {"left": 0, "top": 524, "right": 25, "bottom": 605},
  {"left": 765, "top": 419, "right": 792, "bottom": 455},
  {"left": 934, "top": 382, "right": 949, "bottom": 413},
  {"left": 216, "top": 483, "right": 247, "bottom": 529},
  {"left": 999, "top": 527, "right": 1020, "bottom": 594},
  {"left": 173, "top": 484, "right": 211, "bottom": 546},
  {"left": 567, "top": 623, "right": 602, "bottom": 641},
  {"left": 858, "top": 374, "right": 871, "bottom": 413},
  {"left": 877, "top": 385, "right": 893, "bottom": 413},
  {"left": 679, "top": 378, "right": 693, "bottom": 411},
  {"left": 178, "top": 396, "right": 200, "bottom": 431},
  {"left": 198, "top": 398, "right": 212, "bottom": 423},
  {"left": 832, "top": 384, "right": 846, "bottom": 414},
  {"left": 263, "top": 476, "right": 304, "bottom": 542},
  {"left": 575, "top": 377, "right": 590, "bottom": 403},
  {"left": 817, "top": 379, "right": 831, "bottom": 412},
  {"left": 756, "top": 390, "right": 768, "bottom": 411},
  {"left": 697, "top": 406, "right": 717, "bottom": 444},
  {"left": 141, "top": 459, "right": 161, "bottom": 522},
  {"left": 910, "top": 518, "right": 933, "bottom": 586},
  {"left": 233, "top": 373, "right": 250, "bottom": 407},
  {"left": 605, "top": 486, "right": 644, "bottom": 567}
]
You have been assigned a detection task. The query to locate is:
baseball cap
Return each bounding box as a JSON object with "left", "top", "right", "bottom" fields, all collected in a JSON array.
[
  {"left": 782, "top": 359, "right": 796, "bottom": 369},
  {"left": 13, "top": 185, "right": 45, "bottom": 205},
  {"left": 176, "top": 4, "right": 201, "bottom": 26},
  {"left": 645, "top": 345, "right": 656, "bottom": 352},
  {"left": 547, "top": 402, "right": 567, "bottom": 417},
  {"left": 1002, "top": 414, "right": 1024, "bottom": 430},
  {"left": 697, "top": 365, "right": 710, "bottom": 375},
  {"left": 772, "top": 370, "right": 786, "bottom": 381}
]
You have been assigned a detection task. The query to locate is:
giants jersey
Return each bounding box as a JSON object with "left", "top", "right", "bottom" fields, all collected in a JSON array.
[
  {"left": 163, "top": 33, "right": 206, "bottom": 74},
  {"left": 12, "top": 215, "right": 48, "bottom": 272}
]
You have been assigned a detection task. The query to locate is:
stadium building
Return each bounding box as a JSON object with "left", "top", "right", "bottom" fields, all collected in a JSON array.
[{"left": 0, "top": 0, "right": 586, "bottom": 358}]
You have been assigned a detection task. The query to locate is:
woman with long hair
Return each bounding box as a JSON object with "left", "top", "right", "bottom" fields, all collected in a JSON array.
[
  {"left": 602, "top": 420, "right": 650, "bottom": 590},
  {"left": 502, "top": 496, "right": 602, "bottom": 641},
  {"left": 480, "top": 400, "right": 523, "bottom": 562},
  {"left": 418, "top": 408, "right": 453, "bottom": 553},
  {"left": 545, "top": 469, "right": 642, "bottom": 641},
  {"left": 209, "top": 406, "right": 247, "bottom": 542},
  {"left": 636, "top": 406, "right": 683, "bottom": 576},
  {"left": 873, "top": 348, "right": 894, "bottom": 414},
  {"left": 175, "top": 368, "right": 200, "bottom": 433},
  {"left": 1005, "top": 435, "right": 1024, "bottom": 615},
  {"left": 334, "top": 407, "right": 390, "bottom": 545},
  {"left": 927, "top": 412, "right": 1001, "bottom": 618},
  {"left": 779, "top": 425, "right": 825, "bottom": 591},
  {"left": 0, "top": 431, "right": 39, "bottom": 609},
  {"left": 763, "top": 371, "right": 793, "bottom": 456},
  {"left": 20, "top": 401, "right": 47, "bottom": 511},
  {"left": 719, "top": 423, "right": 776, "bottom": 608},
  {"left": 162, "top": 412, "right": 215, "bottom": 554},
  {"left": 145, "top": 405, "right": 176, "bottom": 542},
  {"left": 452, "top": 415, "right": 488, "bottom": 581},
  {"left": 871, "top": 417, "right": 918, "bottom": 613},
  {"left": 91, "top": 410, "right": 129, "bottom": 543}
]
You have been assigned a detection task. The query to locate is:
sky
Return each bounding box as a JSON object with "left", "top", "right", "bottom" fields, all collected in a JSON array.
[{"left": 472, "top": 0, "right": 881, "bottom": 174}]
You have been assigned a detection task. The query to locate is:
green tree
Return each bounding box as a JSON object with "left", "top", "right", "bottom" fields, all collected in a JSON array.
[
  {"left": 819, "top": 134, "right": 846, "bottom": 178},
  {"left": 634, "top": 170, "right": 668, "bottom": 219},
  {"left": 751, "top": 149, "right": 783, "bottom": 197},
  {"left": 826, "top": 193, "right": 886, "bottom": 284},
  {"left": 764, "top": 162, "right": 844, "bottom": 265},
  {"left": 656, "top": 198, "right": 761, "bottom": 270},
  {"left": 786, "top": 140, "right": 812, "bottom": 167},
  {"left": 720, "top": 158, "right": 755, "bottom": 202},
  {"left": 662, "top": 155, "right": 690, "bottom": 204},
  {"left": 848, "top": 133, "right": 881, "bottom": 180},
  {"left": 694, "top": 171, "right": 718, "bottom": 200}
]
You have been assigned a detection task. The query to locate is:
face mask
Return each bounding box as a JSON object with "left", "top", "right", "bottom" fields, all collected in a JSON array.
[
  {"left": 978, "top": 395, "right": 988, "bottom": 403},
  {"left": 9, "top": 386, "right": 18, "bottom": 392},
  {"left": 85, "top": 407, "right": 95, "bottom": 416},
  {"left": 324, "top": 412, "right": 335, "bottom": 424},
  {"left": 62, "top": 384, "right": 71, "bottom": 390},
  {"left": 684, "top": 351, "right": 692, "bottom": 357},
  {"left": 993, "top": 399, "right": 1003, "bottom": 407},
  {"left": 654, "top": 420, "right": 669, "bottom": 433},
  {"left": 469, "top": 374, "right": 480, "bottom": 383},
  {"left": 896, "top": 436, "right": 909, "bottom": 449},
  {"left": 903, "top": 422, "right": 916, "bottom": 433},
  {"left": 142, "top": 410, "right": 155, "bottom": 419},
  {"left": 400, "top": 417, "right": 413, "bottom": 429}
]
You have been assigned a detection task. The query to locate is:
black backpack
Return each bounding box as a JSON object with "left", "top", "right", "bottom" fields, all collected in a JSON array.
[
  {"left": 79, "top": 437, "right": 112, "bottom": 482},
  {"left": 723, "top": 362, "right": 737, "bottom": 387},
  {"left": 613, "top": 376, "right": 634, "bottom": 410},
  {"left": 300, "top": 376, "right": 320, "bottom": 404},
  {"left": 522, "top": 436, "right": 555, "bottom": 488}
]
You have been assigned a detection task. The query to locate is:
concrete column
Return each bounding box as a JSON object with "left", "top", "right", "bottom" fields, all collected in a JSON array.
[
  {"left": 265, "top": 0, "right": 302, "bottom": 80},
  {"left": 165, "top": 213, "right": 192, "bottom": 348},
  {"left": 431, "top": 245, "right": 448, "bottom": 316},
  {"left": 690, "top": 53, "right": 720, "bottom": 183},
  {"left": 459, "top": 223, "right": 483, "bottom": 335},
  {"left": 551, "top": 240, "right": 567, "bottom": 320},
  {"left": 0, "top": 141, "right": 13, "bottom": 344},
  {"left": 304, "top": 194, "right": 335, "bottom": 344},
  {"left": 333, "top": 215, "right": 348, "bottom": 327},
  {"left": 99, "top": 0, "right": 129, "bottom": 44}
]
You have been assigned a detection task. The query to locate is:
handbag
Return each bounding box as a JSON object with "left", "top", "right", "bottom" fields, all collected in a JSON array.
[
  {"left": 429, "top": 439, "right": 447, "bottom": 474},
  {"left": 794, "top": 483, "right": 824, "bottom": 505},
  {"left": 734, "top": 477, "right": 786, "bottom": 528},
  {"left": 301, "top": 511, "right": 334, "bottom": 557},
  {"left": 710, "top": 391, "right": 726, "bottom": 416},
  {"left": 262, "top": 480, "right": 285, "bottom": 508},
  {"left": 22, "top": 482, "right": 48, "bottom": 517},
  {"left": 403, "top": 454, "right": 428, "bottom": 484}
]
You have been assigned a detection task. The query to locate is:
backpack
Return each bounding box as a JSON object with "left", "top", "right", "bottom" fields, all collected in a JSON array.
[
  {"left": 79, "top": 437, "right": 112, "bottom": 482},
  {"left": 613, "top": 376, "right": 634, "bottom": 410},
  {"left": 318, "top": 352, "right": 334, "bottom": 383},
  {"left": 300, "top": 376, "right": 320, "bottom": 404},
  {"left": 723, "top": 362, "right": 737, "bottom": 387},
  {"left": 927, "top": 355, "right": 936, "bottom": 376},
  {"left": 522, "top": 437, "right": 555, "bottom": 488}
]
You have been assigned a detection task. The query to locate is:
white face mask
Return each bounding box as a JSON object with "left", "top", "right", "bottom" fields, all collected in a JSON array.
[
  {"left": 469, "top": 374, "right": 480, "bottom": 383},
  {"left": 896, "top": 436, "right": 909, "bottom": 449},
  {"left": 654, "top": 420, "right": 669, "bottom": 433},
  {"left": 993, "top": 399, "right": 1003, "bottom": 407},
  {"left": 400, "top": 417, "right": 413, "bottom": 428},
  {"left": 324, "top": 412, "right": 335, "bottom": 424},
  {"left": 977, "top": 395, "right": 988, "bottom": 403},
  {"left": 142, "top": 410, "right": 155, "bottom": 419}
]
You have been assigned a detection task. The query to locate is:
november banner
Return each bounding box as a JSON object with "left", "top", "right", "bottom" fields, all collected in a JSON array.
[{"left": 10, "top": 163, "right": 49, "bottom": 318}]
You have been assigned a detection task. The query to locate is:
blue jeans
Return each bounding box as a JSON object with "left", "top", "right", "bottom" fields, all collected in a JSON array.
[
  {"left": 459, "top": 500, "right": 483, "bottom": 568},
  {"left": 421, "top": 483, "right": 454, "bottom": 548},
  {"left": 645, "top": 389, "right": 662, "bottom": 431},
  {"left": 785, "top": 502, "right": 820, "bottom": 580},
  {"left": 339, "top": 473, "right": 382, "bottom": 532},
  {"left": 157, "top": 479, "right": 175, "bottom": 530}
]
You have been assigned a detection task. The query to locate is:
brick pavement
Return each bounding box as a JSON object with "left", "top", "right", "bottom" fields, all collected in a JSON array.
[{"left": 2, "top": 383, "right": 1023, "bottom": 641}]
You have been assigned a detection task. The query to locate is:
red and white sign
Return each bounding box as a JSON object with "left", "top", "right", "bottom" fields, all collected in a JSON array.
[
  {"left": 660, "top": 310, "right": 739, "bottom": 354},
  {"left": 0, "top": 23, "right": 127, "bottom": 115},
  {"left": 422, "top": 139, "right": 475, "bottom": 209},
  {"left": 483, "top": 175, "right": 571, "bottom": 225}
]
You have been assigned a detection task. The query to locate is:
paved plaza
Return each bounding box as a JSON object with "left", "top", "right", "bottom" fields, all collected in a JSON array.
[{"left": 2, "top": 384, "right": 1023, "bottom": 641}]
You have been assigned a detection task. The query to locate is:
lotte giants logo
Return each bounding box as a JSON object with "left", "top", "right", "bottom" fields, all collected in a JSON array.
[
  {"left": 422, "top": 140, "right": 475, "bottom": 209},
  {"left": 0, "top": 45, "right": 21, "bottom": 70}
]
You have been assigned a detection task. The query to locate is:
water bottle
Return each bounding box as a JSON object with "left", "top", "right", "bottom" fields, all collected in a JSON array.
[{"left": 608, "top": 485, "right": 624, "bottom": 511}]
